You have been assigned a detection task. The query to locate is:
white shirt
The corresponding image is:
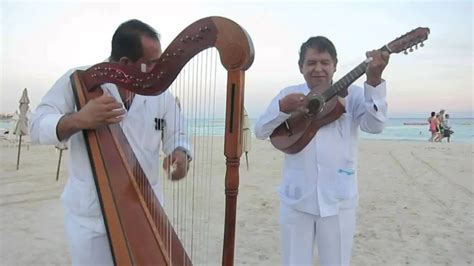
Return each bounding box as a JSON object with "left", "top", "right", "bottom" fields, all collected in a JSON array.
[
  {"left": 29, "top": 66, "right": 191, "bottom": 232},
  {"left": 254, "top": 82, "right": 387, "bottom": 217}
]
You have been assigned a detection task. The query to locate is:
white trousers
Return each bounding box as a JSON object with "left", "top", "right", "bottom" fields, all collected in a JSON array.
[
  {"left": 280, "top": 203, "right": 356, "bottom": 266},
  {"left": 65, "top": 213, "right": 113, "bottom": 266}
]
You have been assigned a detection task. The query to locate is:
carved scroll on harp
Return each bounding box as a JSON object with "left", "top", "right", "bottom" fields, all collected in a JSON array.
[{"left": 70, "top": 16, "right": 254, "bottom": 266}]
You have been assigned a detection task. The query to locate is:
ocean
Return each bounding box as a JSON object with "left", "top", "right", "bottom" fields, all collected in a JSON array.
[
  {"left": 2, "top": 118, "right": 472, "bottom": 143},
  {"left": 187, "top": 117, "right": 473, "bottom": 143}
]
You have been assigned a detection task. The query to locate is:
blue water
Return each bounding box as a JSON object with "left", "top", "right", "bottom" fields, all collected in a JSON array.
[
  {"left": 0, "top": 120, "right": 14, "bottom": 131},
  {"left": 245, "top": 117, "right": 472, "bottom": 143},
  {"left": 2, "top": 118, "right": 472, "bottom": 143},
  {"left": 185, "top": 117, "right": 474, "bottom": 143}
]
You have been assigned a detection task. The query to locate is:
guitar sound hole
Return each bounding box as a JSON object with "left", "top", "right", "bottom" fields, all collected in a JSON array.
[{"left": 308, "top": 98, "right": 322, "bottom": 115}]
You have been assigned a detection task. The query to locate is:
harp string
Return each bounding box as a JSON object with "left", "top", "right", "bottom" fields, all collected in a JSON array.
[
  {"left": 190, "top": 51, "right": 198, "bottom": 260},
  {"left": 197, "top": 50, "right": 207, "bottom": 263},
  {"left": 206, "top": 48, "right": 218, "bottom": 263},
  {"left": 199, "top": 48, "right": 209, "bottom": 264},
  {"left": 184, "top": 53, "right": 196, "bottom": 261},
  {"left": 206, "top": 48, "right": 218, "bottom": 262}
]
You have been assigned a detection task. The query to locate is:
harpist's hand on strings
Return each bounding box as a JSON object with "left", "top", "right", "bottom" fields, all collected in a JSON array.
[
  {"left": 77, "top": 93, "right": 126, "bottom": 129},
  {"left": 163, "top": 149, "right": 190, "bottom": 181},
  {"left": 56, "top": 92, "right": 126, "bottom": 141}
]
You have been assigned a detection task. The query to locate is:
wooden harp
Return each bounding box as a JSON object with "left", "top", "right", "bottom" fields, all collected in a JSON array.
[{"left": 70, "top": 16, "right": 254, "bottom": 265}]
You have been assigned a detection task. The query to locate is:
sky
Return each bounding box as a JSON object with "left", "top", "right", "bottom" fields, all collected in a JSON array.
[{"left": 1, "top": 0, "right": 473, "bottom": 118}]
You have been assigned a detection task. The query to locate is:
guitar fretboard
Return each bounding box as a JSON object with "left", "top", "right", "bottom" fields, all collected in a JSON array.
[
  {"left": 322, "top": 45, "right": 391, "bottom": 101},
  {"left": 322, "top": 61, "right": 368, "bottom": 101}
]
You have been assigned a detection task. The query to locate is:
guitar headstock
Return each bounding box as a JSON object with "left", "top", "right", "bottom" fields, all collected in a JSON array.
[{"left": 384, "top": 27, "right": 430, "bottom": 55}]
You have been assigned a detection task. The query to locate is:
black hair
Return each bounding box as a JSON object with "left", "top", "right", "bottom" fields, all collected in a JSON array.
[
  {"left": 110, "top": 19, "right": 160, "bottom": 62},
  {"left": 298, "top": 36, "right": 337, "bottom": 66}
]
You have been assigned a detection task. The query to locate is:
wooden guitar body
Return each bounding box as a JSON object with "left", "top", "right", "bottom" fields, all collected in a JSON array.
[{"left": 270, "top": 97, "right": 345, "bottom": 154}]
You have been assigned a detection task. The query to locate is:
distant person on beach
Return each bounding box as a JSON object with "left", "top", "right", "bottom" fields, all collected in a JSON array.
[
  {"left": 428, "top": 111, "right": 440, "bottom": 142},
  {"left": 440, "top": 113, "right": 453, "bottom": 142},
  {"left": 435, "top": 113, "right": 442, "bottom": 142},
  {"left": 254, "top": 36, "right": 390, "bottom": 265},
  {"left": 438, "top": 109, "right": 446, "bottom": 135},
  {"left": 29, "top": 19, "right": 192, "bottom": 265}
]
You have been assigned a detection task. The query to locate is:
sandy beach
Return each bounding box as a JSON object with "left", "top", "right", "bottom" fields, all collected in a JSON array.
[{"left": 0, "top": 137, "right": 473, "bottom": 265}]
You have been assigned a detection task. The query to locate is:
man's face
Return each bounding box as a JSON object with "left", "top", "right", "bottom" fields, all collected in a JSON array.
[
  {"left": 135, "top": 35, "right": 162, "bottom": 73},
  {"left": 299, "top": 48, "right": 337, "bottom": 91}
]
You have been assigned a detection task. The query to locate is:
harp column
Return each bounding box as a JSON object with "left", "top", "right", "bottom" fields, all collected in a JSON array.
[{"left": 222, "top": 69, "right": 245, "bottom": 266}]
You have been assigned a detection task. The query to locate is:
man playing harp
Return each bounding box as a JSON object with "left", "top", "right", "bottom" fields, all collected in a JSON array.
[{"left": 29, "top": 19, "right": 192, "bottom": 265}]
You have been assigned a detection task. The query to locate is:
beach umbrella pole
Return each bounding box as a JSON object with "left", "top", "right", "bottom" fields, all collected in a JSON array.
[
  {"left": 14, "top": 88, "right": 30, "bottom": 171},
  {"left": 245, "top": 151, "right": 249, "bottom": 171},
  {"left": 16, "top": 135, "right": 22, "bottom": 170}
]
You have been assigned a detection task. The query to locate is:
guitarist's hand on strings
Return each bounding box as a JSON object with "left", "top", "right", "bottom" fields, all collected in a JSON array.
[
  {"left": 279, "top": 93, "right": 309, "bottom": 114},
  {"left": 365, "top": 50, "right": 390, "bottom": 87}
]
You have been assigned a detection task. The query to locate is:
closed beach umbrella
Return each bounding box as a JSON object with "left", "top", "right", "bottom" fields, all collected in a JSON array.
[
  {"left": 7, "top": 110, "right": 19, "bottom": 144},
  {"left": 242, "top": 108, "right": 251, "bottom": 171},
  {"left": 14, "top": 88, "right": 30, "bottom": 170}
]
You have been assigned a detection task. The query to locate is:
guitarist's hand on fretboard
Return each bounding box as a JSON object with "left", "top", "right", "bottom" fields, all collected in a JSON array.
[{"left": 365, "top": 50, "right": 390, "bottom": 87}]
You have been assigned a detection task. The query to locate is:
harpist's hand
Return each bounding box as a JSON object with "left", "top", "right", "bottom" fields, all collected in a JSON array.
[
  {"left": 163, "top": 149, "right": 190, "bottom": 181},
  {"left": 56, "top": 92, "right": 125, "bottom": 141},
  {"left": 78, "top": 93, "right": 125, "bottom": 129}
]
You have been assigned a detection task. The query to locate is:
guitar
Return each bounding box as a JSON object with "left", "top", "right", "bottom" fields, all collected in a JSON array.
[{"left": 270, "top": 27, "right": 430, "bottom": 154}]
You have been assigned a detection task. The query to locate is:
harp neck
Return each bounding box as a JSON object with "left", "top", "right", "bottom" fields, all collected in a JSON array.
[{"left": 79, "top": 16, "right": 255, "bottom": 96}]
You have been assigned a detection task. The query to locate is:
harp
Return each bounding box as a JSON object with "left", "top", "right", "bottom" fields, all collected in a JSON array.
[{"left": 70, "top": 16, "right": 254, "bottom": 265}]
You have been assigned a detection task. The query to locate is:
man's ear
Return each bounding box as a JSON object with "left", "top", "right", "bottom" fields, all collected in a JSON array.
[
  {"left": 298, "top": 63, "right": 303, "bottom": 74},
  {"left": 118, "top": 57, "right": 131, "bottom": 65}
]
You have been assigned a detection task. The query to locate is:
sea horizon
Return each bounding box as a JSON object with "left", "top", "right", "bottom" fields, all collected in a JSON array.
[{"left": 1, "top": 117, "right": 472, "bottom": 144}]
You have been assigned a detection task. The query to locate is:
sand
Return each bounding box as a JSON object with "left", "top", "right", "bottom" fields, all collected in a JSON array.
[{"left": 0, "top": 137, "right": 472, "bottom": 265}]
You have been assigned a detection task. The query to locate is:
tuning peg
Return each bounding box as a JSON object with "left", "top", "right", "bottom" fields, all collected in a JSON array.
[
  {"left": 409, "top": 47, "right": 414, "bottom": 52},
  {"left": 420, "top": 42, "right": 424, "bottom": 47},
  {"left": 404, "top": 50, "right": 408, "bottom": 55},
  {"left": 415, "top": 44, "right": 418, "bottom": 50}
]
